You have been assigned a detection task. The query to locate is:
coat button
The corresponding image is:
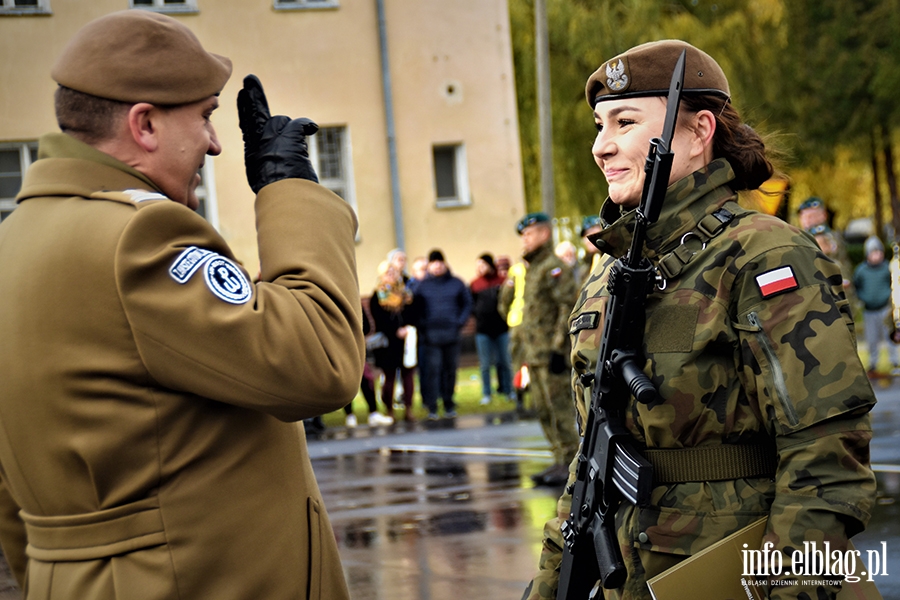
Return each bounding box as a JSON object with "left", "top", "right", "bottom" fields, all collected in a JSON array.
[{"left": 638, "top": 532, "right": 650, "bottom": 544}]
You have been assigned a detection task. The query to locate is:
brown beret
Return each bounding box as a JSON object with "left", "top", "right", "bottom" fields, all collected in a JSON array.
[
  {"left": 585, "top": 40, "right": 729, "bottom": 107},
  {"left": 52, "top": 10, "right": 232, "bottom": 105}
]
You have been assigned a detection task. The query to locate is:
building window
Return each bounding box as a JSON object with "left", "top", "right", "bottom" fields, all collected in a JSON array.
[
  {"left": 0, "top": 0, "right": 51, "bottom": 15},
  {"left": 130, "top": 0, "right": 198, "bottom": 14},
  {"left": 0, "top": 142, "right": 38, "bottom": 222},
  {"left": 273, "top": 0, "right": 338, "bottom": 11},
  {"left": 433, "top": 144, "right": 470, "bottom": 208},
  {"left": 308, "top": 126, "right": 357, "bottom": 214}
]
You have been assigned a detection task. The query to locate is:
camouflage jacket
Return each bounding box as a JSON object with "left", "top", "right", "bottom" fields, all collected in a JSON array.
[
  {"left": 526, "top": 159, "right": 876, "bottom": 600},
  {"left": 519, "top": 242, "right": 577, "bottom": 366}
]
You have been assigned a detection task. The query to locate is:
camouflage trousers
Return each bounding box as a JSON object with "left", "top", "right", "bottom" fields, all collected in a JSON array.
[{"left": 528, "top": 365, "right": 579, "bottom": 465}]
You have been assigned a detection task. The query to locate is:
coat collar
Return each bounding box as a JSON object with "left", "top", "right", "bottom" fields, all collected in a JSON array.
[
  {"left": 589, "top": 158, "right": 737, "bottom": 260},
  {"left": 523, "top": 240, "right": 553, "bottom": 264},
  {"left": 17, "top": 133, "right": 161, "bottom": 203}
]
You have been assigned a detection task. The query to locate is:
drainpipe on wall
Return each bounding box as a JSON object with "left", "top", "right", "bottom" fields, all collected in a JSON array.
[
  {"left": 535, "top": 0, "right": 555, "bottom": 218},
  {"left": 376, "top": 0, "right": 405, "bottom": 251}
]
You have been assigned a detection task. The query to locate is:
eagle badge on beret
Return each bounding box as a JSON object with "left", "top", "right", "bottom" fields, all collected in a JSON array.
[{"left": 606, "top": 59, "right": 629, "bottom": 92}]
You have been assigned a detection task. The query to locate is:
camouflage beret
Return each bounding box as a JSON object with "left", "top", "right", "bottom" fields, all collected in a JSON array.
[
  {"left": 516, "top": 212, "right": 551, "bottom": 234},
  {"left": 52, "top": 10, "right": 232, "bottom": 105},
  {"left": 580, "top": 214, "right": 602, "bottom": 236},
  {"left": 797, "top": 196, "right": 825, "bottom": 213},
  {"left": 585, "top": 40, "right": 729, "bottom": 107}
]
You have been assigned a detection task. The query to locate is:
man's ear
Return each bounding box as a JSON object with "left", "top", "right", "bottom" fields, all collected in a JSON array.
[{"left": 127, "top": 103, "right": 159, "bottom": 152}]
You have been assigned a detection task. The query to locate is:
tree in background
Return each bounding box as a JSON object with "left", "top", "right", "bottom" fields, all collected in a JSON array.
[{"left": 509, "top": 0, "right": 900, "bottom": 240}]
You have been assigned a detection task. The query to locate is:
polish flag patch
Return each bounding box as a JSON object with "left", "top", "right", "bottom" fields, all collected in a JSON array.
[{"left": 756, "top": 266, "right": 798, "bottom": 298}]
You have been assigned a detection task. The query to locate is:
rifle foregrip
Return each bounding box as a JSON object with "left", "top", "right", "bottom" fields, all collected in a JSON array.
[
  {"left": 594, "top": 520, "right": 627, "bottom": 590},
  {"left": 620, "top": 358, "right": 656, "bottom": 404}
]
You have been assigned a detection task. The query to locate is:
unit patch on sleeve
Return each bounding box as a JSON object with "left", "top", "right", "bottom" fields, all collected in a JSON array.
[
  {"left": 755, "top": 266, "right": 799, "bottom": 298},
  {"left": 169, "top": 247, "right": 253, "bottom": 305},
  {"left": 169, "top": 246, "right": 214, "bottom": 283},
  {"left": 203, "top": 257, "right": 252, "bottom": 305},
  {"left": 569, "top": 311, "right": 600, "bottom": 334}
]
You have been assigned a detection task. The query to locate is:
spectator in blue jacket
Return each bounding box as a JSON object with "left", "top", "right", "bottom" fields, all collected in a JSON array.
[
  {"left": 413, "top": 249, "right": 472, "bottom": 419},
  {"left": 854, "top": 235, "right": 899, "bottom": 374}
]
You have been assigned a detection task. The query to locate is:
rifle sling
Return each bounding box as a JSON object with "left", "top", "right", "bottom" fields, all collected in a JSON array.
[
  {"left": 657, "top": 205, "right": 735, "bottom": 281},
  {"left": 643, "top": 443, "right": 777, "bottom": 483}
]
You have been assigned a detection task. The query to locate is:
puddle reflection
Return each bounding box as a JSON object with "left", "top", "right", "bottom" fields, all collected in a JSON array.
[{"left": 321, "top": 448, "right": 558, "bottom": 551}]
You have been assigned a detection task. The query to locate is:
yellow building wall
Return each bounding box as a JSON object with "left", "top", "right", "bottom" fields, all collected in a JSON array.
[{"left": 0, "top": 0, "right": 526, "bottom": 288}]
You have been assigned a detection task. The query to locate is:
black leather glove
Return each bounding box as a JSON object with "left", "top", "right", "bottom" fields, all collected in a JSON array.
[
  {"left": 549, "top": 352, "right": 567, "bottom": 374},
  {"left": 237, "top": 74, "right": 319, "bottom": 193}
]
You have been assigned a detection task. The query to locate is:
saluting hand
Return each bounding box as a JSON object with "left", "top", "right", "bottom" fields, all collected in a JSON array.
[{"left": 237, "top": 74, "right": 319, "bottom": 193}]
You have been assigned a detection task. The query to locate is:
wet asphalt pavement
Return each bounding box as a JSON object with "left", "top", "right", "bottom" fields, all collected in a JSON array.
[
  {"left": 309, "top": 411, "right": 559, "bottom": 600},
  {"left": 313, "top": 381, "right": 900, "bottom": 600},
  {"left": 1, "top": 385, "right": 899, "bottom": 599}
]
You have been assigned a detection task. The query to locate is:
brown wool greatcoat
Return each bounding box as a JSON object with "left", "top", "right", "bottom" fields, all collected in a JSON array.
[{"left": 0, "top": 133, "right": 364, "bottom": 599}]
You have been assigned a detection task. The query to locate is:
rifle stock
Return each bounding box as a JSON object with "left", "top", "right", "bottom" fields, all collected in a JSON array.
[{"left": 556, "top": 50, "right": 686, "bottom": 600}]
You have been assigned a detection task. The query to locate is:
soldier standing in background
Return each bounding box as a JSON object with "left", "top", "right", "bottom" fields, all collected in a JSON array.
[
  {"left": 579, "top": 213, "right": 604, "bottom": 273},
  {"left": 515, "top": 213, "right": 580, "bottom": 487},
  {"left": 798, "top": 196, "right": 855, "bottom": 299},
  {"left": 524, "top": 40, "right": 876, "bottom": 600}
]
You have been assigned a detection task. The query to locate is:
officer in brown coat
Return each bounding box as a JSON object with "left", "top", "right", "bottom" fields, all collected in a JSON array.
[{"left": 0, "top": 10, "right": 363, "bottom": 600}]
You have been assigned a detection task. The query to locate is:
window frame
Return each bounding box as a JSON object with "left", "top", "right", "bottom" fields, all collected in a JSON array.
[
  {"left": 0, "top": 0, "right": 51, "bottom": 15},
  {"left": 432, "top": 143, "right": 471, "bottom": 209},
  {"left": 273, "top": 0, "right": 339, "bottom": 12},
  {"left": 0, "top": 141, "right": 38, "bottom": 222},
  {"left": 129, "top": 0, "right": 198, "bottom": 15},
  {"left": 307, "top": 125, "right": 357, "bottom": 217}
]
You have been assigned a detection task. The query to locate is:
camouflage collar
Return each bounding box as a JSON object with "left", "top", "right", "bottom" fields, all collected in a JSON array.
[
  {"left": 523, "top": 240, "right": 554, "bottom": 264},
  {"left": 590, "top": 158, "right": 736, "bottom": 259}
]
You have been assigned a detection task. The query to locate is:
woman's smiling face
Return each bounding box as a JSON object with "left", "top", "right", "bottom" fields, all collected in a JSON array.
[{"left": 591, "top": 96, "right": 710, "bottom": 209}]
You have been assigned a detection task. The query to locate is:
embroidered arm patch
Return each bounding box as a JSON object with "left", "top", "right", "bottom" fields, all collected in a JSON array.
[
  {"left": 203, "top": 257, "right": 252, "bottom": 305},
  {"left": 169, "top": 247, "right": 214, "bottom": 283},
  {"left": 169, "top": 246, "right": 252, "bottom": 305},
  {"left": 569, "top": 311, "right": 599, "bottom": 334},
  {"left": 755, "top": 266, "right": 798, "bottom": 298}
]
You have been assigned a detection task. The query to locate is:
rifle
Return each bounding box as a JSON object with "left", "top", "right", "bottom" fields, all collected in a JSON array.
[{"left": 557, "top": 50, "right": 687, "bottom": 600}]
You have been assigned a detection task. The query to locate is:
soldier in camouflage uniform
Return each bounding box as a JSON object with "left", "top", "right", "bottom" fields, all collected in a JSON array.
[
  {"left": 523, "top": 40, "right": 876, "bottom": 600},
  {"left": 516, "top": 213, "right": 581, "bottom": 486},
  {"left": 798, "top": 197, "right": 856, "bottom": 304},
  {"left": 579, "top": 213, "right": 604, "bottom": 278}
]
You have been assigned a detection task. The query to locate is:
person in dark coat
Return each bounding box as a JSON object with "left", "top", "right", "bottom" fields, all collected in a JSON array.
[{"left": 413, "top": 249, "right": 472, "bottom": 419}]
